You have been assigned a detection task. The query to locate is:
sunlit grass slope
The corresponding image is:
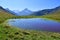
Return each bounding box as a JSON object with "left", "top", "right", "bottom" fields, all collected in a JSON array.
[
  {"left": 40, "top": 10, "right": 60, "bottom": 21},
  {"left": 0, "top": 9, "right": 15, "bottom": 23}
]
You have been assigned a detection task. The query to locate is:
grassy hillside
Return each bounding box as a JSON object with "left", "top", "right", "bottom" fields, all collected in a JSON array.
[
  {"left": 40, "top": 10, "right": 60, "bottom": 21},
  {"left": 0, "top": 9, "right": 15, "bottom": 23}
]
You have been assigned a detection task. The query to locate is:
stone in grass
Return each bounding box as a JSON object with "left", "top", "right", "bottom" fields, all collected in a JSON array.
[
  {"left": 22, "top": 31, "right": 30, "bottom": 35},
  {"left": 4, "top": 26, "right": 10, "bottom": 28}
]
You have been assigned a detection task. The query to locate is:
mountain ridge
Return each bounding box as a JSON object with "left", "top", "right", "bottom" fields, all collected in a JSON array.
[
  {"left": 0, "top": 6, "right": 60, "bottom": 16},
  {"left": 31, "top": 6, "right": 60, "bottom": 16}
]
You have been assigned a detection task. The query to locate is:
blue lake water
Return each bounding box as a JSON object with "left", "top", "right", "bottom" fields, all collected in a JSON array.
[{"left": 7, "top": 18, "right": 60, "bottom": 32}]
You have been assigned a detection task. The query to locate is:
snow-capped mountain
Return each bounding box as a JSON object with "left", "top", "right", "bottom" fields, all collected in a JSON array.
[{"left": 14, "top": 8, "right": 32, "bottom": 16}]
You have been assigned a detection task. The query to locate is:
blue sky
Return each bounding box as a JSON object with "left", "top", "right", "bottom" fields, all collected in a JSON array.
[{"left": 0, "top": 0, "right": 60, "bottom": 11}]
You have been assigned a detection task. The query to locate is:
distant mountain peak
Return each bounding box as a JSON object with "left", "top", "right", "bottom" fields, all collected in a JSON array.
[
  {"left": 55, "top": 6, "right": 60, "bottom": 10},
  {"left": 56, "top": 6, "right": 60, "bottom": 8},
  {"left": 22, "top": 8, "right": 31, "bottom": 12},
  {"left": 24, "top": 8, "right": 28, "bottom": 10},
  {"left": 0, "top": 6, "right": 3, "bottom": 8},
  {"left": 13, "top": 8, "right": 32, "bottom": 16}
]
